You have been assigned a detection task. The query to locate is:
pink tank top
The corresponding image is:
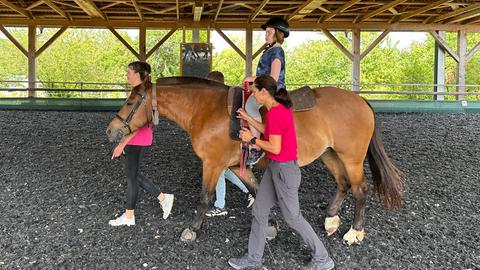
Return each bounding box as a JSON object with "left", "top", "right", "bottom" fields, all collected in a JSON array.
[{"left": 127, "top": 124, "right": 153, "bottom": 146}]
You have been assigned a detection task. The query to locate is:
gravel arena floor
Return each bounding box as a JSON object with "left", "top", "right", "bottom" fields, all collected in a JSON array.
[{"left": 1, "top": 110, "right": 479, "bottom": 270}]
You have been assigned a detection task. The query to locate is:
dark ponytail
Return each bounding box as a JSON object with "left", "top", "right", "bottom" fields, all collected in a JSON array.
[
  {"left": 273, "top": 87, "right": 292, "bottom": 108},
  {"left": 254, "top": 75, "right": 292, "bottom": 108}
]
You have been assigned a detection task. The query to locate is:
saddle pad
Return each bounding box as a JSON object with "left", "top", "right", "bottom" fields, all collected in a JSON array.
[
  {"left": 227, "top": 86, "right": 244, "bottom": 141},
  {"left": 290, "top": 86, "right": 315, "bottom": 112}
]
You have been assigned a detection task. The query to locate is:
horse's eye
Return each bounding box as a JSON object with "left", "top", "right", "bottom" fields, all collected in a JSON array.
[{"left": 126, "top": 102, "right": 133, "bottom": 106}]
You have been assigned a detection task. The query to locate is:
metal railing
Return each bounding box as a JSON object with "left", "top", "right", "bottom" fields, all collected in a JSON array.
[{"left": 2, "top": 81, "right": 480, "bottom": 100}]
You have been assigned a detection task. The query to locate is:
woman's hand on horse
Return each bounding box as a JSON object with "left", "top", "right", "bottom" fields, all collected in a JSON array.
[
  {"left": 239, "top": 127, "right": 253, "bottom": 142},
  {"left": 112, "top": 144, "right": 125, "bottom": 159}
]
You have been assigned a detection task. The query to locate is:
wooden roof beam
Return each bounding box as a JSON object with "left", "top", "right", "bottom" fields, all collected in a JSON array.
[
  {"left": 321, "top": 29, "right": 353, "bottom": 61},
  {"left": 176, "top": 0, "right": 179, "bottom": 21},
  {"left": 443, "top": 8, "right": 480, "bottom": 24},
  {"left": 432, "top": 3, "right": 480, "bottom": 23},
  {"left": 131, "top": 0, "right": 143, "bottom": 21},
  {"left": 215, "top": 29, "right": 245, "bottom": 60},
  {"left": 35, "top": 26, "right": 67, "bottom": 57},
  {"left": 72, "top": 0, "right": 106, "bottom": 20},
  {"left": 322, "top": 0, "right": 361, "bottom": 22},
  {"left": 43, "top": 0, "right": 69, "bottom": 19},
  {"left": 146, "top": 28, "right": 176, "bottom": 59},
  {"left": 429, "top": 30, "right": 459, "bottom": 62},
  {"left": 357, "top": 0, "right": 408, "bottom": 23},
  {"left": 249, "top": 0, "right": 269, "bottom": 22},
  {"left": 108, "top": 27, "right": 139, "bottom": 58},
  {"left": 25, "top": 0, "right": 44, "bottom": 11},
  {"left": 0, "top": 0, "right": 31, "bottom": 18},
  {"left": 288, "top": 0, "right": 327, "bottom": 22},
  {"left": 393, "top": 0, "right": 453, "bottom": 23},
  {"left": 193, "top": 1, "right": 204, "bottom": 22},
  {"left": 213, "top": 0, "right": 223, "bottom": 22}
]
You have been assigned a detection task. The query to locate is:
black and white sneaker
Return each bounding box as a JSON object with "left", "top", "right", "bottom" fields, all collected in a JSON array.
[
  {"left": 205, "top": 207, "right": 228, "bottom": 217},
  {"left": 246, "top": 194, "right": 255, "bottom": 208},
  {"left": 246, "top": 148, "right": 265, "bottom": 166}
]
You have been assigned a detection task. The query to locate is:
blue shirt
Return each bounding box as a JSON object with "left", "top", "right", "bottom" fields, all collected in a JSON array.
[{"left": 256, "top": 46, "right": 286, "bottom": 89}]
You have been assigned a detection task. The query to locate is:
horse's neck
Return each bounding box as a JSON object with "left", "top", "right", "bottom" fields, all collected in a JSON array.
[{"left": 157, "top": 85, "right": 223, "bottom": 132}]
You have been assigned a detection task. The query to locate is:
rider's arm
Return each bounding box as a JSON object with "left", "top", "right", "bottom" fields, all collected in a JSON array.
[
  {"left": 270, "top": 58, "right": 281, "bottom": 82},
  {"left": 238, "top": 109, "right": 265, "bottom": 133},
  {"left": 255, "top": 134, "right": 281, "bottom": 155}
]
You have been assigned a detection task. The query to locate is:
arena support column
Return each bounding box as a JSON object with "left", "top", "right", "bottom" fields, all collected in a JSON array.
[
  {"left": 245, "top": 27, "right": 253, "bottom": 77},
  {"left": 28, "top": 25, "right": 36, "bottom": 98},
  {"left": 434, "top": 31, "right": 446, "bottom": 101},
  {"left": 351, "top": 28, "right": 361, "bottom": 92},
  {"left": 456, "top": 30, "right": 466, "bottom": 101},
  {"left": 139, "top": 27, "right": 147, "bottom": 62}
]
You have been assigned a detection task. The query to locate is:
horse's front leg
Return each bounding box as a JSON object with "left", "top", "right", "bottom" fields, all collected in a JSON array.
[{"left": 181, "top": 161, "right": 223, "bottom": 242}]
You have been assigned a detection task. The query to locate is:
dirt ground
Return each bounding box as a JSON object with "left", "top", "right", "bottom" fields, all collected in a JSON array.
[{"left": 1, "top": 111, "right": 479, "bottom": 269}]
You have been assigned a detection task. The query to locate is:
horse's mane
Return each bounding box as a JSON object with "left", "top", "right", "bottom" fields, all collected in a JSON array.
[{"left": 156, "top": 76, "right": 229, "bottom": 91}]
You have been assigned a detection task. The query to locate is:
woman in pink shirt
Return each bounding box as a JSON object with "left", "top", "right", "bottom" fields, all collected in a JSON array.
[
  {"left": 229, "top": 75, "right": 334, "bottom": 270},
  {"left": 109, "top": 61, "right": 174, "bottom": 227}
]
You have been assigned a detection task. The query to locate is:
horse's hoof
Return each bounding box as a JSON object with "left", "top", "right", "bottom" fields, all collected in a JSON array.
[
  {"left": 180, "top": 228, "right": 197, "bottom": 242},
  {"left": 324, "top": 215, "right": 341, "bottom": 236},
  {"left": 343, "top": 226, "right": 365, "bottom": 245}
]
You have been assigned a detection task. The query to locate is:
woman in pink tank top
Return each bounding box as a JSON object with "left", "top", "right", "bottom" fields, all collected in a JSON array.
[{"left": 108, "top": 61, "right": 174, "bottom": 227}]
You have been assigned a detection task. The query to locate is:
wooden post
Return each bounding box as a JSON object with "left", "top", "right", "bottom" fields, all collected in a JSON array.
[
  {"left": 28, "top": 25, "right": 36, "bottom": 98},
  {"left": 139, "top": 27, "right": 146, "bottom": 61},
  {"left": 192, "top": 29, "right": 199, "bottom": 42},
  {"left": 456, "top": 30, "right": 466, "bottom": 101},
  {"left": 245, "top": 27, "right": 253, "bottom": 77},
  {"left": 352, "top": 29, "right": 361, "bottom": 91},
  {"left": 434, "top": 31, "right": 445, "bottom": 101}
]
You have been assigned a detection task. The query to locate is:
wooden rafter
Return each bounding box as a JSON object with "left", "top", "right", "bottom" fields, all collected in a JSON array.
[
  {"left": 466, "top": 41, "right": 480, "bottom": 61},
  {"left": 131, "top": 0, "right": 143, "bottom": 21},
  {"left": 215, "top": 29, "right": 245, "bottom": 60},
  {"left": 321, "top": 29, "right": 353, "bottom": 61},
  {"left": 99, "top": 2, "right": 123, "bottom": 11},
  {"left": 443, "top": 8, "right": 480, "bottom": 24},
  {"left": 360, "top": 29, "right": 391, "bottom": 60},
  {"left": 0, "top": 0, "right": 31, "bottom": 18},
  {"left": 394, "top": 0, "right": 453, "bottom": 23},
  {"left": 249, "top": 0, "right": 269, "bottom": 22},
  {"left": 175, "top": 0, "right": 179, "bottom": 21},
  {"left": 72, "top": 0, "right": 106, "bottom": 20},
  {"left": 288, "top": 0, "right": 327, "bottom": 21},
  {"left": 322, "top": 0, "right": 361, "bottom": 22},
  {"left": 193, "top": 1, "right": 203, "bottom": 22},
  {"left": 213, "top": 0, "right": 223, "bottom": 22},
  {"left": 25, "top": 0, "right": 43, "bottom": 11},
  {"left": 43, "top": 0, "right": 69, "bottom": 19},
  {"left": 432, "top": 3, "right": 480, "bottom": 23},
  {"left": 357, "top": 0, "right": 408, "bottom": 23}
]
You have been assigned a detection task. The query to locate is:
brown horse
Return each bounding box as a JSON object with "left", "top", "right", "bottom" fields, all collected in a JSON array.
[{"left": 106, "top": 77, "right": 404, "bottom": 245}]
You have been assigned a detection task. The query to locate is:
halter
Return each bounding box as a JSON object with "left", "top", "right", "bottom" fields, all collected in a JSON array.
[{"left": 115, "top": 91, "right": 148, "bottom": 135}]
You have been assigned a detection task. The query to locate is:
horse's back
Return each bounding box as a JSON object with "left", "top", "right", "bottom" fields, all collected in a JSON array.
[{"left": 293, "top": 87, "right": 374, "bottom": 165}]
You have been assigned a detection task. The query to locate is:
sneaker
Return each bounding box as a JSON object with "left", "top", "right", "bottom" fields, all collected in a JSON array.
[
  {"left": 303, "top": 257, "right": 335, "bottom": 270},
  {"left": 108, "top": 213, "right": 135, "bottom": 227},
  {"left": 246, "top": 148, "right": 265, "bottom": 166},
  {"left": 205, "top": 207, "right": 228, "bottom": 217},
  {"left": 160, "top": 194, "right": 174, "bottom": 219},
  {"left": 228, "top": 254, "right": 261, "bottom": 270},
  {"left": 246, "top": 194, "right": 255, "bottom": 208}
]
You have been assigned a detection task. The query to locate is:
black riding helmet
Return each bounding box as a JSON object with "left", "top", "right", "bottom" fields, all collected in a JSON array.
[{"left": 261, "top": 17, "right": 290, "bottom": 38}]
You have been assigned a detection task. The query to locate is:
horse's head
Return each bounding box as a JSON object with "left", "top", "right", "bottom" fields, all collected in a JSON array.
[{"left": 106, "top": 87, "right": 153, "bottom": 143}]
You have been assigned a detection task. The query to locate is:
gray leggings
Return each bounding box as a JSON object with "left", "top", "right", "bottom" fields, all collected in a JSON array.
[
  {"left": 245, "top": 95, "right": 262, "bottom": 119},
  {"left": 247, "top": 160, "right": 329, "bottom": 263}
]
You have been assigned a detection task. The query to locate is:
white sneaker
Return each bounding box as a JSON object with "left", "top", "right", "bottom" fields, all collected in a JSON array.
[
  {"left": 109, "top": 213, "right": 135, "bottom": 227},
  {"left": 160, "top": 194, "right": 174, "bottom": 219},
  {"left": 246, "top": 194, "right": 255, "bottom": 208}
]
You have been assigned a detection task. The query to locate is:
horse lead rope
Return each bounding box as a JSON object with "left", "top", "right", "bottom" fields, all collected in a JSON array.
[{"left": 239, "top": 81, "right": 252, "bottom": 178}]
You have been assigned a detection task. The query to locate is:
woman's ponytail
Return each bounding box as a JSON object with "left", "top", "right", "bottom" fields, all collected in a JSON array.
[{"left": 274, "top": 88, "right": 292, "bottom": 108}]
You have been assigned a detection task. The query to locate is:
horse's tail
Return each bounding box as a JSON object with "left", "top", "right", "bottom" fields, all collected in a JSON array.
[{"left": 364, "top": 99, "right": 405, "bottom": 209}]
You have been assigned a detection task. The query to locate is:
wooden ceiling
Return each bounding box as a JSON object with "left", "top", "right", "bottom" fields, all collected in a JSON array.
[{"left": 1, "top": 0, "right": 480, "bottom": 31}]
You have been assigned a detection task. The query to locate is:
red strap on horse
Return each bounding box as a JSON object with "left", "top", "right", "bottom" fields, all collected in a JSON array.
[{"left": 240, "top": 81, "right": 252, "bottom": 178}]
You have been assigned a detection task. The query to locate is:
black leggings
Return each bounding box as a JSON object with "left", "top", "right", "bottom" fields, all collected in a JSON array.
[{"left": 125, "top": 145, "right": 161, "bottom": 210}]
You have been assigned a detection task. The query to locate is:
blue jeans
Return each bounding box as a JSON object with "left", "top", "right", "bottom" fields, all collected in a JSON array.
[{"left": 214, "top": 168, "right": 249, "bottom": 209}]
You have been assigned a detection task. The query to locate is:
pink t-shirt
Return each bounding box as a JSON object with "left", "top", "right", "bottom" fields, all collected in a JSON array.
[
  {"left": 263, "top": 104, "right": 297, "bottom": 162},
  {"left": 127, "top": 123, "right": 153, "bottom": 146}
]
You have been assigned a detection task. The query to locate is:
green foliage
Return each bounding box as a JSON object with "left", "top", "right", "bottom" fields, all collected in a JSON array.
[{"left": 1, "top": 28, "right": 480, "bottom": 100}]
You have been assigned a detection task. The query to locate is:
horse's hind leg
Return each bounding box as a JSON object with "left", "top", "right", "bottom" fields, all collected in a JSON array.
[
  {"left": 342, "top": 161, "right": 368, "bottom": 245},
  {"left": 181, "top": 162, "right": 222, "bottom": 242},
  {"left": 321, "top": 150, "right": 350, "bottom": 236}
]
